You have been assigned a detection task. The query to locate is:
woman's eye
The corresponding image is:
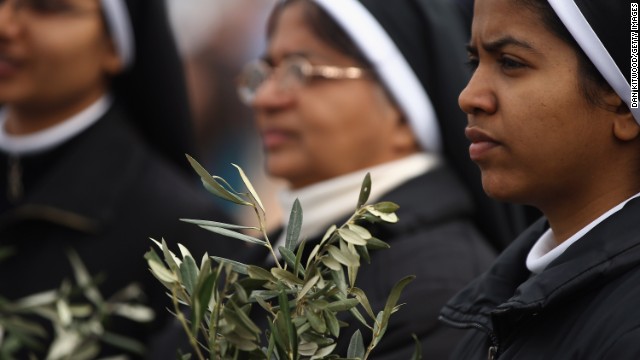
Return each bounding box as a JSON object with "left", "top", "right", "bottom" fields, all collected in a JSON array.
[
  {"left": 499, "top": 56, "right": 526, "bottom": 71},
  {"left": 465, "top": 58, "right": 479, "bottom": 71}
]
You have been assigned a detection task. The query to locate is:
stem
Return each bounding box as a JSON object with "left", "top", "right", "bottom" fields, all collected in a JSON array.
[
  {"left": 253, "top": 203, "right": 283, "bottom": 269},
  {"left": 171, "top": 286, "right": 206, "bottom": 360}
]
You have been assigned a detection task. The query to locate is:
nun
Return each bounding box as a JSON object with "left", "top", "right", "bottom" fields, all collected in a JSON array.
[
  {"left": 0, "top": 0, "right": 237, "bottom": 357},
  {"left": 440, "top": 0, "right": 640, "bottom": 358},
  {"left": 236, "top": 0, "right": 529, "bottom": 357}
]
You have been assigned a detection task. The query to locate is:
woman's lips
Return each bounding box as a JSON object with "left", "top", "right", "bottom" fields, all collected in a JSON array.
[
  {"left": 261, "top": 129, "right": 296, "bottom": 150},
  {"left": 0, "top": 55, "right": 20, "bottom": 78},
  {"left": 465, "top": 127, "right": 500, "bottom": 161}
]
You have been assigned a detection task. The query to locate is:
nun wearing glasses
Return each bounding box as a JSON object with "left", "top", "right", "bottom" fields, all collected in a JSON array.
[
  {"left": 0, "top": 0, "right": 238, "bottom": 356},
  {"left": 439, "top": 0, "right": 640, "bottom": 359},
  {"left": 236, "top": 0, "right": 529, "bottom": 358}
]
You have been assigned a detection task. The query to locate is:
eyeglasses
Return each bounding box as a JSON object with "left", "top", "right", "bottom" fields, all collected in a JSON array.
[
  {"left": 0, "top": 0, "right": 95, "bottom": 17},
  {"left": 236, "top": 56, "right": 368, "bottom": 105}
]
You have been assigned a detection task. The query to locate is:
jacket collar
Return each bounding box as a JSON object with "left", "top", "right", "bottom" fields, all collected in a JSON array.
[
  {"left": 0, "top": 105, "right": 142, "bottom": 234},
  {"left": 442, "top": 197, "right": 640, "bottom": 330}
]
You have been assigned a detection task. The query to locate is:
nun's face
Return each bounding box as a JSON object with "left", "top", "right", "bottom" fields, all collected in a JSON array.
[
  {"left": 460, "top": 0, "right": 629, "bottom": 214},
  {"left": 251, "top": 1, "right": 417, "bottom": 189},
  {"left": 0, "top": 0, "right": 121, "bottom": 133}
]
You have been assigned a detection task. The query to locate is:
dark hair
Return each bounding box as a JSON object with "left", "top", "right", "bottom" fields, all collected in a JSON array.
[
  {"left": 266, "top": 0, "right": 372, "bottom": 68},
  {"left": 516, "top": 0, "right": 613, "bottom": 108}
]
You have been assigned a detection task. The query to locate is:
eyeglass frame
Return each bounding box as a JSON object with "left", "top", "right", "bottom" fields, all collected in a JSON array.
[{"left": 236, "top": 56, "right": 369, "bottom": 105}]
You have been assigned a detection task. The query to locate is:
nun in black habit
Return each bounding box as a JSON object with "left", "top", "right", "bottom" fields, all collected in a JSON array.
[
  {"left": 0, "top": 0, "right": 238, "bottom": 357},
  {"left": 440, "top": 0, "right": 640, "bottom": 358},
  {"left": 230, "top": 0, "right": 530, "bottom": 358}
]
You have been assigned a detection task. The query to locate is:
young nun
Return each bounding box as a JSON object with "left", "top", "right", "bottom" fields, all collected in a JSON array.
[
  {"left": 237, "top": 0, "right": 530, "bottom": 358},
  {"left": 440, "top": 1, "right": 640, "bottom": 358},
  {"left": 0, "top": 0, "right": 237, "bottom": 357}
]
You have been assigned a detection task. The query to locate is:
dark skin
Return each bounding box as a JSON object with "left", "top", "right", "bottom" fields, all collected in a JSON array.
[{"left": 460, "top": 0, "right": 640, "bottom": 243}]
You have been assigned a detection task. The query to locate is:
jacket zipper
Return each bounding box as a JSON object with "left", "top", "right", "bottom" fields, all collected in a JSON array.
[
  {"left": 7, "top": 155, "right": 23, "bottom": 203},
  {"left": 439, "top": 315, "right": 500, "bottom": 359}
]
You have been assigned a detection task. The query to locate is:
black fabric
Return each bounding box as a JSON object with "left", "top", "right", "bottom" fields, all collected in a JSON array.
[
  {"left": 0, "top": 105, "right": 242, "bottom": 358},
  {"left": 351, "top": 0, "right": 531, "bottom": 250},
  {"left": 574, "top": 0, "right": 629, "bottom": 84},
  {"left": 440, "top": 197, "right": 640, "bottom": 359},
  {"left": 240, "top": 166, "right": 497, "bottom": 360},
  {"left": 110, "top": 0, "right": 196, "bottom": 174}
]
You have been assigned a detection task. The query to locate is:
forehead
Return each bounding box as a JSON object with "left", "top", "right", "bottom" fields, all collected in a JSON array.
[
  {"left": 471, "top": 0, "right": 550, "bottom": 48},
  {"left": 267, "top": 2, "right": 346, "bottom": 63}
]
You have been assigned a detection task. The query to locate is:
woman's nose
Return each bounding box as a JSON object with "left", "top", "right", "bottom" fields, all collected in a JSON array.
[
  {"left": 251, "top": 75, "right": 296, "bottom": 110},
  {"left": 458, "top": 67, "right": 497, "bottom": 116},
  {"left": 0, "top": 0, "right": 23, "bottom": 40}
]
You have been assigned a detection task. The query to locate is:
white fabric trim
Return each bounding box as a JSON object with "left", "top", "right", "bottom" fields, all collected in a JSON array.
[
  {"left": 100, "top": 0, "right": 135, "bottom": 68},
  {"left": 526, "top": 191, "right": 640, "bottom": 274},
  {"left": 548, "top": 0, "right": 640, "bottom": 122},
  {"left": 0, "top": 96, "right": 112, "bottom": 155},
  {"left": 274, "top": 152, "right": 442, "bottom": 253},
  {"left": 311, "top": 0, "right": 443, "bottom": 153}
]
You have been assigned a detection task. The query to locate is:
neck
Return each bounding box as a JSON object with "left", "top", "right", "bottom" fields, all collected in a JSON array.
[
  {"left": 542, "top": 185, "right": 640, "bottom": 243},
  {"left": 4, "top": 90, "right": 106, "bottom": 135}
]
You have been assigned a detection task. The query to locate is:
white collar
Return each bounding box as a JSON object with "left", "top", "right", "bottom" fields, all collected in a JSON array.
[
  {"left": 0, "top": 95, "right": 112, "bottom": 156},
  {"left": 526, "top": 191, "right": 640, "bottom": 274},
  {"left": 274, "top": 152, "right": 441, "bottom": 251}
]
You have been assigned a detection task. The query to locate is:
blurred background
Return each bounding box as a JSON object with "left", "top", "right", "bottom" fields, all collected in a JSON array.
[{"left": 165, "top": 0, "right": 284, "bottom": 230}]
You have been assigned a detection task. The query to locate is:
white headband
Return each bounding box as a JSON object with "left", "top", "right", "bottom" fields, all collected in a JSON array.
[
  {"left": 548, "top": 0, "right": 640, "bottom": 123},
  {"left": 100, "top": 0, "right": 135, "bottom": 69},
  {"left": 311, "top": 0, "right": 443, "bottom": 153}
]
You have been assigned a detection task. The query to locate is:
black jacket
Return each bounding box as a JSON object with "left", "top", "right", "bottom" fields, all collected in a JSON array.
[
  {"left": 248, "top": 165, "right": 497, "bottom": 360},
  {"left": 440, "top": 197, "right": 640, "bottom": 360},
  {"left": 0, "top": 105, "right": 239, "bottom": 358}
]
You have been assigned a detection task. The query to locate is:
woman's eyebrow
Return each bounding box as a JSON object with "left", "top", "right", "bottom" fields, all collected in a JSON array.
[{"left": 467, "top": 35, "right": 539, "bottom": 55}]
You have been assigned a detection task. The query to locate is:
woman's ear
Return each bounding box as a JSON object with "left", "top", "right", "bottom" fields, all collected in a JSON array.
[
  {"left": 609, "top": 93, "right": 640, "bottom": 142},
  {"left": 102, "top": 37, "right": 125, "bottom": 76}
]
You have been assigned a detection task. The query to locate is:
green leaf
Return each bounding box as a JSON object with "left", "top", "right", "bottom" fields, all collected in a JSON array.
[
  {"left": 247, "top": 265, "right": 277, "bottom": 282},
  {"left": 186, "top": 154, "right": 252, "bottom": 206},
  {"left": 180, "top": 218, "right": 259, "bottom": 231},
  {"left": 320, "top": 225, "right": 337, "bottom": 247},
  {"left": 305, "top": 306, "right": 326, "bottom": 333},
  {"left": 323, "top": 310, "right": 340, "bottom": 338},
  {"left": 379, "top": 275, "right": 415, "bottom": 337},
  {"left": 179, "top": 255, "right": 199, "bottom": 295},
  {"left": 357, "top": 173, "right": 372, "bottom": 208},
  {"left": 338, "top": 228, "right": 368, "bottom": 246},
  {"left": 211, "top": 257, "right": 250, "bottom": 275},
  {"left": 233, "top": 163, "right": 265, "bottom": 212},
  {"left": 298, "top": 340, "right": 319, "bottom": 356},
  {"left": 149, "top": 260, "right": 178, "bottom": 283},
  {"left": 349, "top": 288, "right": 376, "bottom": 321},
  {"left": 277, "top": 290, "right": 297, "bottom": 356},
  {"left": 347, "top": 329, "right": 365, "bottom": 359},
  {"left": 229, "top": 301, "right": 262, "bottom": 336},
  {"left": 295, "top": 239, "right": 306, "bottom": 278},
  {"left": 197, "top": 226, "right": 267, "bottom": 246},
  {"left": 271, "top": 268, "right": 304, "bottom": 286},
  {"left": 321, "top": 256, "right": 342, "bottom": 271},
  {"left": 373, "top": 201, "right": 400, "bottom": 213},
  {"left": 325, "top": 298, "right": 360, "bottom": 312},
  {"left": 297, "top": 274, "right": 320, "bottom": 301},
  {"left": 191, "top": 272, "right": 216, "bottom": 335},
  {"left": 347, "top": 224, "right": 372, "bottom": 239},
  {"left": 411, "top": 333, "right": 423, "bottom": 360},
  {"left": 279, "top": 247, "right": 304, "bottom": 277},
  {"left": 366, "top": 237, "right": 391, "bottom": 250},
  {"left": 285, "top": 199, "right": 303, "bottom": 252},
  {"left": 327, "top": 245, "right": 359, "bottom": 267},
  {"left": 158, "top": 238, "right": 181, "bottom": 272},
  {"left": 67, "top": 249, "right": 103, "bottom": 305},
  {"left": 311, "top": 343, "right": 337, "bottom": 360}
]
